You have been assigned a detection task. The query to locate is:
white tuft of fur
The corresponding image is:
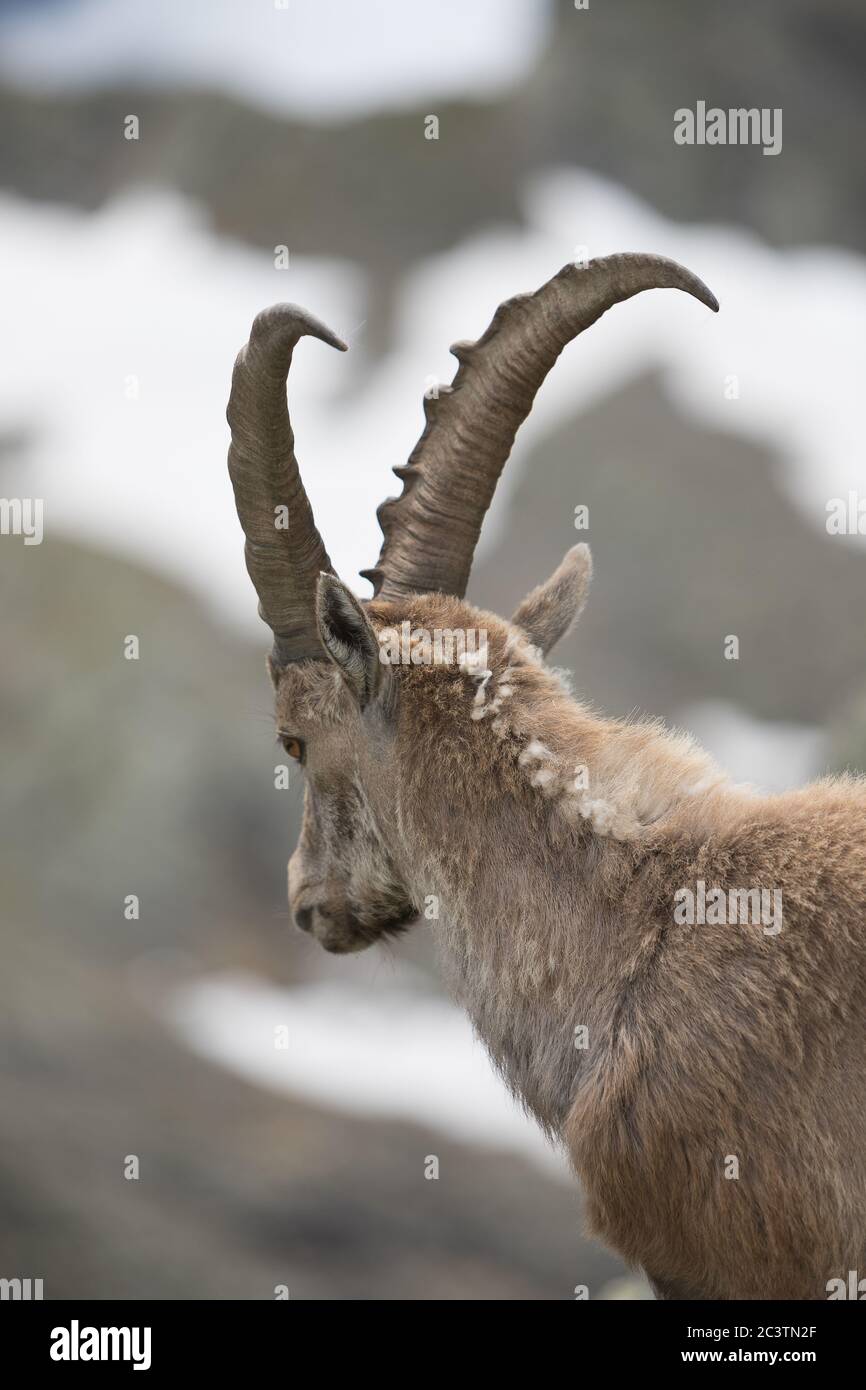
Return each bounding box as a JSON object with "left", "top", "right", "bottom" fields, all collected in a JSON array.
[
  {"left": 531, "top": 768, "right": 556, "bottom": 788},
  {"left": 519, "top": 739, "right": 553, "bottom": 766}
]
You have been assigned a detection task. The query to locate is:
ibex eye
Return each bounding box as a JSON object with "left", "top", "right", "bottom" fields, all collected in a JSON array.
[{"left": 280, "top": 736, "right": 304, "bottom": 763}]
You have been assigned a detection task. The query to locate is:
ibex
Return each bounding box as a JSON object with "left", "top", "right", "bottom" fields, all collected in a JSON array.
[{"left": 226, "top": 255, "right": 866, "bottom": 1300}]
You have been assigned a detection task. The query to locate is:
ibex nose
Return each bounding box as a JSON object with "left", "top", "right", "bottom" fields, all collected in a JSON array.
[{"left": 294, "top": 905, "right": 314, "bottom": 934}]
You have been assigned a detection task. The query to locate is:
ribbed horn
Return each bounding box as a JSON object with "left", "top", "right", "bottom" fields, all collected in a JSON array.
[{"left": 362, "top": 253, "right": 718, "bottom": 601}]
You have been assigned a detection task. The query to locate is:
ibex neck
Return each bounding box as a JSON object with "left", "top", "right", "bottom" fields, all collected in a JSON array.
[{"left": 395, "top": 671, "right": 729, "bottom": 1132}]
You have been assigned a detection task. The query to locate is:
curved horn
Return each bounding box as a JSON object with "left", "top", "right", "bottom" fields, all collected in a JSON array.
[
  {"left": 362, "top": 253, "right": 718, "bottom": 602},
  {"left": 227, "top": 304, "right": 347, "bottom": 666}
]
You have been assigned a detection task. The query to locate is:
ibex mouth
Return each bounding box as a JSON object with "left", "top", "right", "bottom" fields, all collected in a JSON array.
[
  {"left": 319, "top": 932, "right": 373, "bottom": 956},
  {"left": 313, "top": 906, "right": 418, "bottom": 955}
]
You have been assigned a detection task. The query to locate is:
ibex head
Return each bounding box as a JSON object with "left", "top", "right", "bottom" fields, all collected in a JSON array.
[{"left": 227, "top": 255, "right": 717, "bottom": 954}]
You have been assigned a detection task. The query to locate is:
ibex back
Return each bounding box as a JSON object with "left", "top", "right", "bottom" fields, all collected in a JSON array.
[{"left": 226, "top": 255, "right": 866, "bottom": 1300}]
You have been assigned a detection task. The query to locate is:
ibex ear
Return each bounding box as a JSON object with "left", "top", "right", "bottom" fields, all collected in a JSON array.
[
  {"left": 511, "top": 544, "right": 592, "bottom": 656},
  {"left": 316, "top": 574, "right": 382, "bottom": 708}
]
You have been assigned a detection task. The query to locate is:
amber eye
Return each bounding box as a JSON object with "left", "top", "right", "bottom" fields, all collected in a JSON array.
[{"left": 280, "top": 735, "right": 304, "bottom": 763}]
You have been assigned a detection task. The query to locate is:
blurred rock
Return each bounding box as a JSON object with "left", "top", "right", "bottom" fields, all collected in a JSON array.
[
  {"left": 0, "top": 0, "right": 863, "bottom": 355},
  {"left": 472, "top": 373, "right": 866, "bottom": 727}
]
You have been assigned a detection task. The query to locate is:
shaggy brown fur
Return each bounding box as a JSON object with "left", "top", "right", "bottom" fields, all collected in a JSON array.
[{"left": 275, "top": 572, "right": 866, "bottom": 1300}]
